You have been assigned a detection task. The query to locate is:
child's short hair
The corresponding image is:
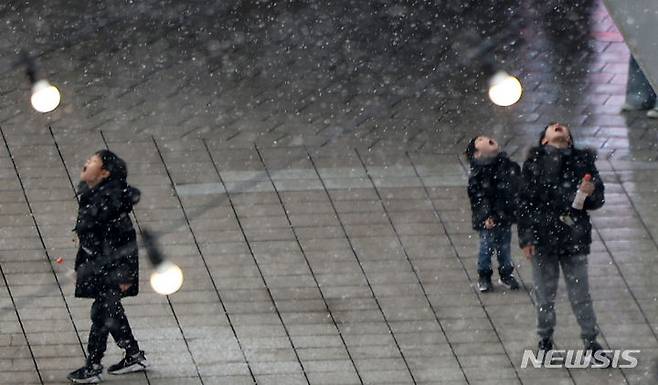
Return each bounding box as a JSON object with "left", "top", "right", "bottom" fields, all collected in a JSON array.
[
  {"left": 464, "top": 136, "right": 479, "bottom": 163},
  {"left": 96, "top": 149, "right": 128, "bottom": 183}
]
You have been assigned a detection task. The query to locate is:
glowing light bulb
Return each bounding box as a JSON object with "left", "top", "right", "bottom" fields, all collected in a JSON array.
[
  {"left": 488, "top": 71, "right": 522, "bottom": 107},
  {"left": 31, "top": 80, "right": 61, "bottom": 113},
  {"left": 150, "top": 261, "right": 183, "bottom": 295}
]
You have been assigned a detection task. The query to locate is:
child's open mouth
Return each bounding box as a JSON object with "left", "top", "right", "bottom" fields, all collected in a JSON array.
[
  {"left": 555, "top": 126, "right": 563, "bottom": 132},
  {"left": 489, "top": 139, "right": 494, "bottom": 145},
  {"left": 82, "top": 166, "right": 87, "bottom": 172}
]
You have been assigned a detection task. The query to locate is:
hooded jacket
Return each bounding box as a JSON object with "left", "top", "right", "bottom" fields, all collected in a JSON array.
[
  {"left": 517, "top": 145, "right": 604, "bottom": 255},
  {"left": 467, "top": 152, "right": 521, "bottom": 231},
  {"left": 74, "top": 178, "right": 140, "bottom": 298}
]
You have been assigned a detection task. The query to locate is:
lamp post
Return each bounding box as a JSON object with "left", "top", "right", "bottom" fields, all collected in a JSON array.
[{"left": 141, "top": 229, "right": 184, "bottom": 295}]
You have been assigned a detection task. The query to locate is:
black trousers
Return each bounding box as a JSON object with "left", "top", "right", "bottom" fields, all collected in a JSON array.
[{"left": 87, "top": 289, "right": 139, "bottom": 365}]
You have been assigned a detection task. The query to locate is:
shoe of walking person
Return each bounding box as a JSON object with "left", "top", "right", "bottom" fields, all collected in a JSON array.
[
  {"left": 537, "top": 337, "right": 558, "bottom": 364},
  {"left": 498, "top": 273, "right": 520, "bottom": 290},
  {"left": 585, "top": 340, "right": 612, "bottom": 368},
  {"left": 646, "top": 108, "right": 658, "bottom": 119},
  {"left": 108, "top": 350, "right": 149, "bottom": 375},
  {"left": 67, "top": 363, "right": 103, "bottom": 384},
  {"left": 478, "top": 271, "right": 494, "bottom": 292},
  {"left": 538, "top": 337, "right": 553, "bottom": 352}
]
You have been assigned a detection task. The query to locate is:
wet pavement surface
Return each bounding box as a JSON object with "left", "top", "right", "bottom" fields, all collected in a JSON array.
[{"left": 0, "top": 0, "right": 657, "bottom": 384}]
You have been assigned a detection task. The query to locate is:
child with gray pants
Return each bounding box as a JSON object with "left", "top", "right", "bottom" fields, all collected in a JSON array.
[{"left": 518, "top": 122, "right": 608, "bottom": 364}]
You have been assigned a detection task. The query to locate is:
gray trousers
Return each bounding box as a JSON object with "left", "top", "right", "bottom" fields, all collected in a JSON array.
[{"left": 532, "top": 250, "right": 599, "bottom": 343}]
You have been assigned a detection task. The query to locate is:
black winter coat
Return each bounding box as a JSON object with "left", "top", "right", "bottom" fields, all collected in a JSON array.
[
  {"left": 518, "top": 145, "right": 605, "bottom": 255},
  {"left": 74, "top": 179, "right": 141, "bottom": 298},
  {"left": 467, "top": 152, "right": 522, "bottom": 231}
]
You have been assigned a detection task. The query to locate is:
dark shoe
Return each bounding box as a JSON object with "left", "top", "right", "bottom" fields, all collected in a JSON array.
[
  {"left": 499, "top": 274, "right": 520, "bottom": 290},
  {"left": 67, "top": 364, "right": 103, "bottom": 383},
  {"left": 585, "top": 341, "right": 611, "bottom": 368},
  {"left": 108, "top": 350, "right": 149, "bottom": 375},
  {"left": 477, "top": 271, "right": 494, "bottom": 292},
  {"left": 538, "top": 337, "right": 553, "bottom": 352},
  {"left": 537, "top": 337, "right": 555, "bottom": 363}
]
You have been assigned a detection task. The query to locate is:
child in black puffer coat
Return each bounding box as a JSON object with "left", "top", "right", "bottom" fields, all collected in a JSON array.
[
  {"left": 518, "top": 122, "right": 608, "bottom": 364},
  {"left": 465, "top": 135, "right": 521, "bottom": 293},
  {"left": 68, "top": 150, "right": 149, "bottom": 383}
]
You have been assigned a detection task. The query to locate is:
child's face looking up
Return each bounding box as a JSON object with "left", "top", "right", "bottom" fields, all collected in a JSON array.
[
  {"left": 80, "top": 154, "right": 110, "bottom": 187},
  {"left": 474, "top": 136, "right": 500, "bottom": 159},
  {"left": 542, "top": 123, "right": 572, "bottom": 148}
]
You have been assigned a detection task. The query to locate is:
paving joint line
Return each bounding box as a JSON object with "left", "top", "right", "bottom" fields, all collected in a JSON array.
[
  {"left": 604, "top": 159, "right": 658, "bottom": 344},
  {"left": 0, "top": 253, "right": 44, "bottom": 384},
  {"left": 305, "top": 146, "right": 419, "bottom": 385},
  {"left": 249, "top": 143, "right": 365, "bottom": 384},
  {"left": 353, "top": 147, "right": 472, "bottom": 385},
  {"left": 151, "top": 135, "right": 259, "bottom": 385},
  {"left": 0, "top": 124, "right": 88, "bottom": 385}
]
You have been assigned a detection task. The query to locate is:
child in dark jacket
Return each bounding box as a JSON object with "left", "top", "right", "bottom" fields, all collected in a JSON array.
[
  {"left": 518, "top": 122, "right": 608, "bottom": 363},
  {"left": 465, "top": 135, "right": 521, "bottom": 292},
  {"left": 68, "top": 150, "right": 149, "bottom": 383}
]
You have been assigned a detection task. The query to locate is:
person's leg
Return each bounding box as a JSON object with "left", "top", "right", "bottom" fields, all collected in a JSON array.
[
  {"left": 104, "top": 290, "right": 149, "bottom": 374},
  {"left": 494, "top": 226, "right": 520, "bottom": 289},
  {"left": 477, "top": 230, "right": 495, "bottom": 291},
  {"left": 625, "top": 56, "right": 657, "bottom": 110},
  {"left": 560, "top": 253, "right": 599, "bottom": 344},
  {"left": 477, "top": 229, "right": 495, "bottom": 275},
  {"left": 532, "top": 250, "right": 560, "bottom": 341},
  {"left": 105, "top": 289, "right": 140, "bottom": 355},
  {"left": 87, "top": 296, "right": 111, "bottom": 366},
  {"left": 494, "top": 226, "right": 514, "bottom": 276},
  {"left": 68, "top": 297, "right": 107, "bottom": 381}
]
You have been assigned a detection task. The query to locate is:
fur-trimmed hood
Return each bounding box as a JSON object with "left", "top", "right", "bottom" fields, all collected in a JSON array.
[{"left": 525, "top": 145, "right": 597, "bottom": 163}]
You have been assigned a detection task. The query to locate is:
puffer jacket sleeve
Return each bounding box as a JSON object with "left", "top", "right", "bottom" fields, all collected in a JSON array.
[
  {"left": 101, "top": 185, "right": 140, "bottom": 289},
  {"left": 467, "top": 173, "right": 492, "bottom": 229}
]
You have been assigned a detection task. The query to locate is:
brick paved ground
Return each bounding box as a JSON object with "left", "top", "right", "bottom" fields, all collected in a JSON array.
[{"left": 0, "top": 0, "right": 657, "bottom": 384}]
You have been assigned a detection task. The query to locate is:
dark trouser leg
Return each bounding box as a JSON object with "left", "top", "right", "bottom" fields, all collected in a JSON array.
[
  {"left": 560, "top": 253, "right": 599, "bottom": 343},
  {"left": 107, "top": 290, "right": 139, "bottom": 355},
  {"left": 87, "top": 290, "right": 139, "bottom": 365},
  {"left": 532, "top": 251, "right": 560, "bottom": 340},
  {"left": 87, "top": 297, "right": 110, "bottom": 365},
  {"left": 494, "top": 226, "right": 514, "bottom": 276},
  {"left": 477, "top": 230, "right": 495, "bottom": 276}
]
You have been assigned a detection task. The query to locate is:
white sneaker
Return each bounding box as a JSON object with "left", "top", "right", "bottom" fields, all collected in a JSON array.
[{"left": 646, "top": 108, "right": 658, "bottom": 119}]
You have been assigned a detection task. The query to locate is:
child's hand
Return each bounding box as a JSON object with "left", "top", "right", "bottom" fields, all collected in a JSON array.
[
  {"left": 522, "top": 245, "right": 535, "bottom": 260},
  {"left": 484, "top": 217, "right": 495, "bottom": 229},
  {"left": 119, "top": 283, "right": 132, "bottom": 293},
  {"left": 579, "top": 174, "right": 595, "bottom": 196}
]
